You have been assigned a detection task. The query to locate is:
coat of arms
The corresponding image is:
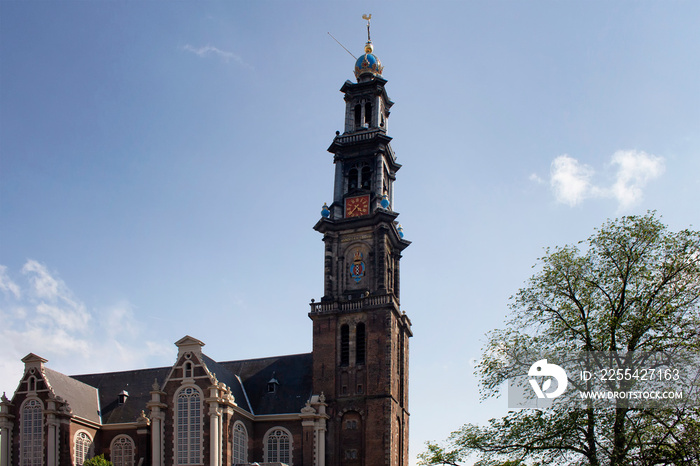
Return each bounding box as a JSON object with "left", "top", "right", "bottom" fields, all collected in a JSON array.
[{"left": 350, "top": 250, "right": 366, "bottom": 283}]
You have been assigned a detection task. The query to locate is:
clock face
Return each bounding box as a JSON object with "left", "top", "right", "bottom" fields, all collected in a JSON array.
[{"left": 345, "top": 195, "right": 370, "bottom": 218}]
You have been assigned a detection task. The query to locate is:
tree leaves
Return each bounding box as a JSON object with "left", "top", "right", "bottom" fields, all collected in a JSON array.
[{"left": 421, "top": 212, "right": 700, "bottom": 466}]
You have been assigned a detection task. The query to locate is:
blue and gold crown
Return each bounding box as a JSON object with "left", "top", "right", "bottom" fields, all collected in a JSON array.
[{"left": 354, "top": 41, "right": 383, "bottom": 80}]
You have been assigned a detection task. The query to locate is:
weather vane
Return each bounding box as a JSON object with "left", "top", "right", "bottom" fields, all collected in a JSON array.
[{"left": 362, "top": 14, "right": 372, "bottom": 42}]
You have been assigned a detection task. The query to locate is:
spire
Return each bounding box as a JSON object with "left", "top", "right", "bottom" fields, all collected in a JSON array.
[{"left": 363, "top": 13, "right": 372, "bottom": 42}]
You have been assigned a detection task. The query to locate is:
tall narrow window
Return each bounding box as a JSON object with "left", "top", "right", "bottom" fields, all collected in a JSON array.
[
  {"left": 340, "top": 324, "right": 350, "bottom": 366},
  {"left": 111, "top": 436, "right": 134, "bottom": 466},
  {"left": 74, "top": 431, "right": 93, "bottom": 466},
  {"left": 348, "top": 168, "right": 358, "bottom": 191},
  {"left": 356, "top": 323, "right": 366, "bottom": 365},
  {"left": 265, "top": 428, "right": 291, "bottom": 464},
  {"left": 176, "top": 387, "right": 202, "bottom": 464},
  {"left": 364, "top": 102, "right": 372, "bottom": 126},
  {"left": 354, "top": 104, "right": 362, "bottom": 129},
  {"left": 21, "top": 399, "right": 43, "bottom": 466},
  {"left": 361, "top": 165, "right": 371, "bottom": 190},
  {"left": 183, "top": 362, "right": 193, "bottom": 379},
  {"left": 340, "top": 412, "right": 362, "bottom": 465},
  {"left": 232, "top": 422, "right": 248, "bottom": 464}
]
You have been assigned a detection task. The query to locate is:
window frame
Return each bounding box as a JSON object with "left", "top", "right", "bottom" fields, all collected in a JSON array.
[
  {"left": 110, "top": 435, "right": 135, "bottom": 466},
  {"left": 174, "top": 385, "right": 203, "bottom": 465},
  {"left": 20, "top": 398, "right": 44, "bottom": 466},
  {"left": 263, "top": 427, "right": 292, "bottom": 465},
  {"left": 231, "top": 421, "right": 248, "bottom": 465},
  {"left": 340, "top": 324, "right": 350, "bottom": 366},
  {"left": 355, "top": 322, "right": 366, "bottom": 365},
  {"left": 74, "top": 430, "right": 94, "bottom": 466}
]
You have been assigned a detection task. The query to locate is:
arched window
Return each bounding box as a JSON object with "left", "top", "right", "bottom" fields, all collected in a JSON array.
[
  {"left": 232, "top": 422, "right": 248, "bottom": 464},
  {"left": 183, "top": 361, "right": 193, "bottom": 379},
  {"left": 364, "top": 102, "right": 372, "bottom": 126},
  {"left": 74, "top": 431, "right": 93, "bottom": 466},
  {"left": 264, "top": 428, "right": 291, "bottom": 465},
  {"left": 27, "top": 376, "right": 36, "bottom": 392},
  {"left": 354, "top": 104, "right": 362, "bottom": 129},
  {"left": 356, "top": 323, "right": 366, "bottom": 365},
  {"left": 176, "top": 387, "right": 202, "bottom": 464},
  {"left": 340, "top": 324, "right": 349, "bottom": 366},
  {"left": 110, "top": 435, "right": 134, "bottom": 466},
  {"left": 21, "top": 399, "right": 43, "bottom": 466},
  {"left": 360, "top": 165, "right": 371, "bottom": 190}
]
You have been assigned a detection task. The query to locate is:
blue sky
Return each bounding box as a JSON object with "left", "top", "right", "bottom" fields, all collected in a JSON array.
[{"left": 1, "top": 2, "right": 698, "bottom": 464}]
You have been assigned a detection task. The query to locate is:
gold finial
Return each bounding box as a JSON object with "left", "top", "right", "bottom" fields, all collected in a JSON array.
[{"left": 362, "top": 14, "right": 372, "bottom": 42}]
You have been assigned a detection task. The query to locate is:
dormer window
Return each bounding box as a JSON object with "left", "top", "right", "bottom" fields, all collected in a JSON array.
[
  {"left": 267, "top": 373, "right": 279, "bottom": 393},
  {"left": 118, "top": 390, "right": 129, "bottom": 405}
]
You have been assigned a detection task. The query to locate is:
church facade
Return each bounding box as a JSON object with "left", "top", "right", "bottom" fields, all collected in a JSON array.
[{"left": 0, "top": 36, "right": 412, "bottom": 466}]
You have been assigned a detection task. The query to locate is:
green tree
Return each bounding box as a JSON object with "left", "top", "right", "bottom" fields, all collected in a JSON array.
[
  {"left": 82, "top": 455, "right": 113, "bottom": 466},
  {"left": 420, "top": 213, "right": 700, "bottom": 466}
]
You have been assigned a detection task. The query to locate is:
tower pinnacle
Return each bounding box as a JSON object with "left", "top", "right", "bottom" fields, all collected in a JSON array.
[
  {"left": 362, "top": 13, "right": 372, "bottom": 42},
  {"left": 354, "top": 14, "right": 383, "bottom": 80}
]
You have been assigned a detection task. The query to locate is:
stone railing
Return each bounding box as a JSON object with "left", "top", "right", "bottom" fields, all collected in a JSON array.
[
  {"left": 334, "top": 129, "right": 383, "bottom": 145},
  {"left": 309, "top": 294, "right": 397, "bottom": 314}
]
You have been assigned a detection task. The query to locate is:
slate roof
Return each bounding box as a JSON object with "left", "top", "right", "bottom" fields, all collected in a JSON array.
[
  {"left": 201, "top": 354, "right": 251, "bottom": 413},
  {"left": 220, "top": 353, "right": 313, "bottom": 416},
  {"left": 73, "top": 366, "right": 170, "bottom": 425},
  {"left": 70, "top": 352, "right": 313, "bottom": 424},
  {"left": 43, "top": 367, "right": 101, "bottom": 424}
]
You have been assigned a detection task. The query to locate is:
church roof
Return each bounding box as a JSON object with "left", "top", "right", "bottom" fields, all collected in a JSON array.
[
  {"left": 72, "top": 366, "right": 169, "bottom": 424},
  {"left": 201, "top": 354, "right": 251, "bottom": 413},
  {"left": 43, "top": 367, "right": 101, "bottom": 424},
  {"left": 70, "top": 352, "right": 312, "bottom": 423},
  {"left": 219, "top": 352, "right": 313, "bottom": 416}
]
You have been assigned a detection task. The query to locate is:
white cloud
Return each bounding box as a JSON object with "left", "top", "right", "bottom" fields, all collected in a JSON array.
[
  {"left": 0, "top": 260, "right": 171, "bottom": 399},
  {"left": 609, "top": 150, "right": 665, "bottom": 210},
  {"left": 550, "top": 154, "right": 594, "bottom": 207},
  {"left": 22, "top": 259, "right": 61, "bottom": 300},
  {"left": 182, "top": 44, "right": 252, "bottom": 68},
  {"left": 21, "top": 259, "right": 90, "bottom": 331},
  {"left": 529, "top": 173, "right": 545, "bottom": 184},
  {"left": 0, "top": 265, "right": 20, "bottom": 299},
  {"left": 542, "top": 150, "right": 665, "bottom": 210}
]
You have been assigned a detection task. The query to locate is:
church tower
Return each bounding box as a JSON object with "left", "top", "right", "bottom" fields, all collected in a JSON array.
[{"left": 310, "top": 22, "right": 412, "bottom": 466}]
